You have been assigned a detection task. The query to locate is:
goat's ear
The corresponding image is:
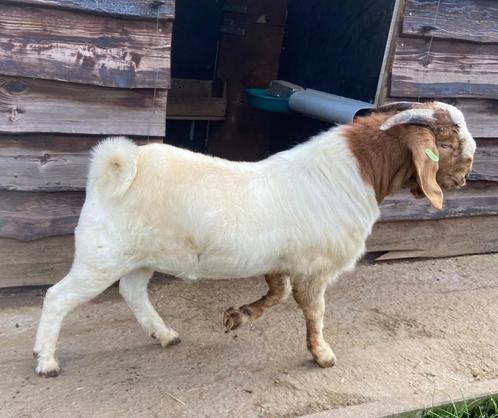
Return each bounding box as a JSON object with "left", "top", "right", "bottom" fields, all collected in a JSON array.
[{"left": 405, "top": 130, "right": 444, "bottom": 210}]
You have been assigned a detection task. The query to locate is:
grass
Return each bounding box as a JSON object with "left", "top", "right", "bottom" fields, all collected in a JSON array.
[{"left": 423, "top": 397, "right": 498, "bottom": 418}]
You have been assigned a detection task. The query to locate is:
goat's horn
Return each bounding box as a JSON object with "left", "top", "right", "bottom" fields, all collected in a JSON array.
[
  {"left": 376, "top": 101, "right": 422, "bottom": 113},
  {"left": 380, "top": 109, "right": 436, "bottom": 131}
]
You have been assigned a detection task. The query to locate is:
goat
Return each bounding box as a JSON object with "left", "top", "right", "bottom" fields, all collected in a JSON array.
[{"left": 33, "top": 101, "right": 476, "bottom": 377}]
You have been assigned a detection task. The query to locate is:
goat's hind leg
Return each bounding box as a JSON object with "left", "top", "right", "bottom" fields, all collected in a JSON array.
[
  {"left": 119, "top": 269, "right": 180, "bottom": 347},
  {"left": 33, "top": 266, "right": 120, "bottom": 377},
  {"left": 224, "top": 274, "right": 291, "bottom": 331}
]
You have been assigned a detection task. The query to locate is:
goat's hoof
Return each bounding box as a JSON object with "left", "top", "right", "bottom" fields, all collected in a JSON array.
[
  {"left": 315, "top": 357, "right": 336, "bottom": 368},
  {"left": 35, "top": 358, "right": 61, "bottom": 378},
  {"left": 223, "top": 306, "right": 251, "bottom": 331},
  {"left": 164, "top": 336, "right": 181, "bottom": 347},
  {"left": 37, "top": 369, "right": 60, "bottom": 378},
  {"left": 312, "top": 346, "right": 337, "bottom": 368},
  {"left": 152, "top": 330, "right": 181, "bottom": 348}
]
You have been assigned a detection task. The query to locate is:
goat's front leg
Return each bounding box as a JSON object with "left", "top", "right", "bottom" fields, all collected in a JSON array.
[
  {"left": 223, "top": 274, "right": 291, "bottom": 331},
  {"left": 34, "top": 265, "right": 121, "bottom": 377},
  {"left": 119, "top": 268, "right": 180, "bottom": 347},
  {"left": 292, "top": 275, "right": 336, "bottom": 368}
]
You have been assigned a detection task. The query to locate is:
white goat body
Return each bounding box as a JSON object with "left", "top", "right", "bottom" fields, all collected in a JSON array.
[{"left": 84, "top": 131, "right": 379, "bottom": 281}]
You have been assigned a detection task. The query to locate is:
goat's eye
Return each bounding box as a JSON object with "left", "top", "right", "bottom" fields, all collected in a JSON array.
[{"left": 440, "top": 143, "right": 451, "bottom": 149}]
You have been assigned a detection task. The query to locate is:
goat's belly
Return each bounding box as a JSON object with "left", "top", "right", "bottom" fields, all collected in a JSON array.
[
  {"left": 151, "top": 246, "right": 276, "bottom": 280},
  {"left": 154, "top": 257, "right": 273, "bottom": 280}
]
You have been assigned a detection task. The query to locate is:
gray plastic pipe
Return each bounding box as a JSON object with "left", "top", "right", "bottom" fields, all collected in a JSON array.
[{"left": 288, "top": 89, "right": 374, "bottom": 124}]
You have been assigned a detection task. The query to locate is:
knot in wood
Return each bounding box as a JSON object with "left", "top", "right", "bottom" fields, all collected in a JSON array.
[{"left": 151, "top": 0, "right": 166, "bottom": 8}]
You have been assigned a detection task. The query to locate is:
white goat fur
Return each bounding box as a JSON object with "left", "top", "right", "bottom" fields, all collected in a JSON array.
[
  {"left": 86, "top": 134, "right": 379, "bottom": 280},
  {"left": 33, "top": 103, "right": 475, "bottom": 376}
]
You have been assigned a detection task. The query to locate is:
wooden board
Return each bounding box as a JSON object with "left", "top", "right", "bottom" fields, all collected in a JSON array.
[
  {"left": 167, "top": 79, "right": 226, "bottom": 120},
  {"left": 223, "top": 0, "right": 289, "bottom": 27},
  {"left": 375, "top": 0, "right": 406, "bottom": 105},
  {"left": 380, "top": 181, "right": 498, "bottom": 221},
  {"left": 0, "top": 191, "right": 84, "bottom": 240},
  {"left": 2, "top": 0, "right": 175, "bottom": 20},
  {"left": 455, "top": 99, "right": 498, "bottom": 139},
  {"left": 391, "top": 37, "right": 498, "bottom": 99},
  {"left": 0, "top": 4, "right": 172, "bottom": 89},
  {"left": 167, "top": 97, "right": 227, "bottom": 120},
  {"left": 0, "top": 235, "right": 74, "bottom": 288},
  {"left": 0, "top": 76, "right": 167, "bottom": 136},
  {"left": 403, "top": 0, "right": 498, "bottom": 43},
  {"left": 368, "top": 215, "right": 498, "bottom": 259},
  {"left": 210, "top": 19, "right": 286, "bottom": 160},
  {"left": 0, "top": 135, "right": 161, "bottom": 191},
  {"left": 472, "top": 140, "right": 498, "bottom": 182}
]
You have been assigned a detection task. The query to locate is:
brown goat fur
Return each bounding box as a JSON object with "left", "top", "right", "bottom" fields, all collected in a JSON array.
[{"left": 344, "top": 105, "right": 473, "bottom": 210}]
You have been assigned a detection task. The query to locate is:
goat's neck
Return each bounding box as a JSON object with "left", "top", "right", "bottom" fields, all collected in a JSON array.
[{"left": 343, "top": 118, "right": 415, "bottom": 205}]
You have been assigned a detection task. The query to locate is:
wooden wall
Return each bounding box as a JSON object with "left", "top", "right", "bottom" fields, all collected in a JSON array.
[
  {"left": 207, "top": 0, "right": 288, "bottom": 161},
  {"left": 373, "top": 0, "right": 498, "bottom": 258},
  {"left": 0, "top": 0, "right": 174, "bottom": 286}
]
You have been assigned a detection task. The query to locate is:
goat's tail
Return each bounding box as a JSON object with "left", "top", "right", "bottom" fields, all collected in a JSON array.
[{"left": 88, "top": 137, "right": 139, "bottom": 198}]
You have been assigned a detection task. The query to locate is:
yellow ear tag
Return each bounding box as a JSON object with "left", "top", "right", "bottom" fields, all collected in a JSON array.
[{"left": 425, "top": 148, "right": 439, "bottom": 162}]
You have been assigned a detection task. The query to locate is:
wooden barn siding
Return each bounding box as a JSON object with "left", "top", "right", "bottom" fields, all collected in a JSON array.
[
  {"left": 2, "top": 0, "right": 175, "bottom": 21},
  {"left": 0, "top": 191, "right": 84, "bottom": 241},
  {"left": 403, "top": 0, "right": 498, "bottom": 43},
  {"left": 391, "top": 37, "right": 498, "bottom": 99},
  {"left": 0, "top": 4, "right": 172, "bottom": 89},
  {"left": 385, "top": 0, "right": 498, "bottom": 139},
  {"left": 0, "top": 1, "right": 173, "bottom": 245},
  {"left": 0, "top": 235, "right": 75, "bottom": 288},
  {"left": 0, "top": 135, "right": 162, "bottom": 191},
  {"left": 0, "top": 76, "right": 167, "bottom": 136},
  {"left": 367, "top": 215, "right": 498, "bottom": 260}
]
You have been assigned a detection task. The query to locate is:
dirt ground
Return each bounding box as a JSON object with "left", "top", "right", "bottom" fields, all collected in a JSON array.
[{"left": 1, "top": 254, "right": 497, "bottom": 418}]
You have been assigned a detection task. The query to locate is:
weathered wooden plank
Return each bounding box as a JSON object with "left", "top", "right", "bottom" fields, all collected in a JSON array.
[
  {"left": 167, "top": 79, "right": 226, "bottom": 120},
  {"left": 472, "top": 140, "right": 498, "bottom": 182},
  {"left": 0, "top": 76, "right": 167, "bottom": 136},
  {"left": 403, "top": 0, "right": 498, "bottom": 43},
  {"left": 375, "top": 0, "right": 406, "bottom": 105},
  {"left": 368, "top": 216, "right": 498, "bottom": 259},
  {"left": 0, "top": 135, "right": 162, "bottom": 191},
  {"left": 222, "top": 0, "right": 289, "bottom": 27},
  {"left": 380, "top": 181, "right": 498, "bottom": 221},
  {"left": 167, "top": 97, "right": 227, "bottom": 120},
  {"left": 2, "top": 0, "right": 175, "bottom": 20},
  {"left": 170, "top": 79, "right": 215, "bottom": 97},
  {"left": 0, "top": 191, "right": 84, "bottom": 240},
  {"left": 0, "top": 235, "right": 74, "bottom": 288},
  {"left": 391, "top": 37, "right": 498, "bottom": 99},
  {"left": 0, "top": 4, "right": 172, "bottom": 88},
  {"left": 449, "top": 99, "right": 498, "bottom": 139}
]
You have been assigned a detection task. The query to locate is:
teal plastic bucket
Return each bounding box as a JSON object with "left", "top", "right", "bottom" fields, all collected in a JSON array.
[{"left": 246, "top": 88, "right": 291, "bottom": 113}]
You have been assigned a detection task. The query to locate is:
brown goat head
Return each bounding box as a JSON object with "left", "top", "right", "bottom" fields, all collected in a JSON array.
[{"left": 380, "top": 102, "right": 476, "bottom": 209}]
